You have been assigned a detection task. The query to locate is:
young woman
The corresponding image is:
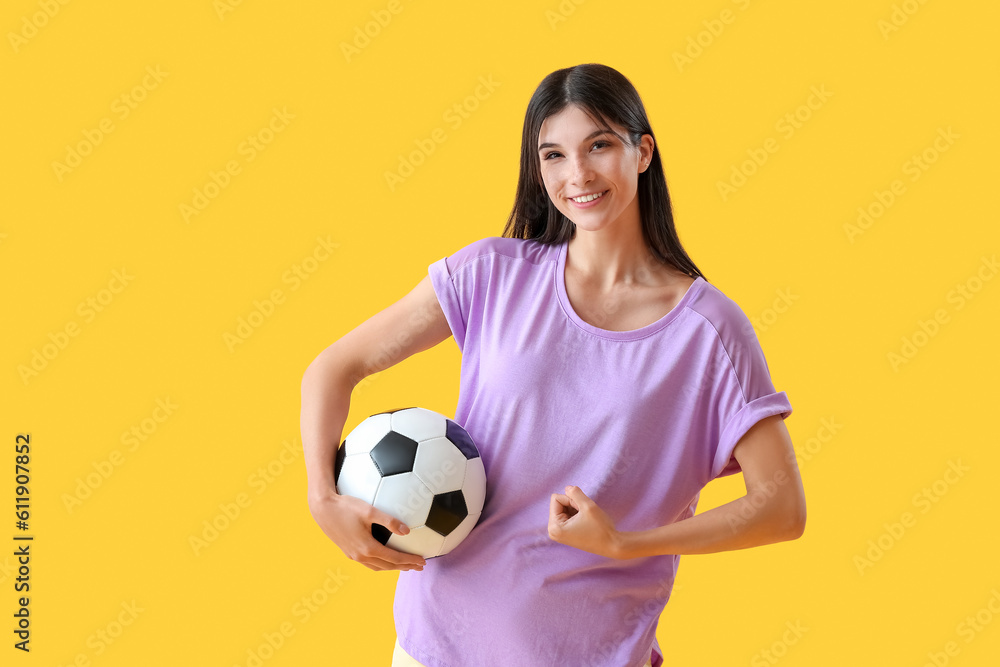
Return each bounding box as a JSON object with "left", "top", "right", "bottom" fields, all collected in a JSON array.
[{"left": 301, "top": 63, "right": 806, "bottom": 667}]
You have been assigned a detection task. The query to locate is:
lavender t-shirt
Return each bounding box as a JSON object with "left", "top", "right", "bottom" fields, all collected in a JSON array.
[{"left": 393, "top": 236, "right": 792, "bottom": 667}]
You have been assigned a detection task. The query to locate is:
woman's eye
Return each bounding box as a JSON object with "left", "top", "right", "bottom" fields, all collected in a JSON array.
[{"left": 543, "top": 141, "right": 610, "bottom": 161}]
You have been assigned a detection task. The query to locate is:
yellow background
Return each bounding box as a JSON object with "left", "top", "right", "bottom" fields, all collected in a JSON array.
[{"left": 3, "top": 0, "right": 998, "bottom": 665}]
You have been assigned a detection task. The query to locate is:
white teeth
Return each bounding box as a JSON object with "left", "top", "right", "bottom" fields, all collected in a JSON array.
[{"left": 572, "top": 190, "right": 605, "bottom": 203}]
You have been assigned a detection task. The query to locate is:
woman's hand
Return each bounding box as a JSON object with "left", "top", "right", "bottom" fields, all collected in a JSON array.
[
  {"left": 548, "top": 485, "right": 624, "bottom": 559},
  {"left": 308, "top": 489, "right": 426, "bottom": 572}
]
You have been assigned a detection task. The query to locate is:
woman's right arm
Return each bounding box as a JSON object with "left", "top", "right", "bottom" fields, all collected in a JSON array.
[{"left": 300, "top": 273, "right": 453, "bottom": 571}]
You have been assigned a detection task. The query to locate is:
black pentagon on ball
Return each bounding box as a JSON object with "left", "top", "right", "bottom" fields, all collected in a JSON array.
[
  {"left": 334, "top": 438, "right": 347, "bottom": 484},
  {"left": 371, "top": 522, "right": 392, "bottom": 545},
  {"left": 369, "top": 431, "right": 418, "bottom": 476},
  {"left": 425, "top": 490, "right": 468, "bottom": 536},
  {"left": 445, "top": 419, "right": 480, "bottom": 459}
]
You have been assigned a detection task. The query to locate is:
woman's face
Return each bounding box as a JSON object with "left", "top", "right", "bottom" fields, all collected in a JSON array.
[{"left": 536, "top": 104, "right": 652, "bottom": 232}]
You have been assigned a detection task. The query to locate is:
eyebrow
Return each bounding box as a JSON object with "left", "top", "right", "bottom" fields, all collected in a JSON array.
[{"left": 538, "top": 129, "right": 614, "bottom": 152}]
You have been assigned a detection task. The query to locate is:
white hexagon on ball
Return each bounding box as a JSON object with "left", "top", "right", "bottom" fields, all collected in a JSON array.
[
  {"left": 390, "top": 407, "right": 446, "bottom": 442},
  {"left": 386, "top": 524, "right": 447, "bottom": 557},
  {"left": 344, "top": 412, "right": 392, "bottom": 457},
  {"left": 412, "top": 437, "right": 468, "bottom": 494},
  {"left": 373, "top": 472, "right": 432, "bottom": 531},
  {"left": 336, "top": 454, "right": 383, "bottom": 506}
]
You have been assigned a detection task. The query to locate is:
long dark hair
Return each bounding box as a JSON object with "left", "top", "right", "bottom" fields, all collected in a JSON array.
[{"left": 502, "top": 63, "right": 706, "bottom": 282}]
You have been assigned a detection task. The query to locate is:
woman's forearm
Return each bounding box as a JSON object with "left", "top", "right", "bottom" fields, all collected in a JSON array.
[
  {"left": 616, "top": 493, "right": 803, "bottom": 559},
  {"left": 300, "top": 350, "right": 356, "bottom": 502}
]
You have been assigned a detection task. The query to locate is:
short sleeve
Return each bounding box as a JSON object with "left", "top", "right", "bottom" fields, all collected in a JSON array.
[
  {"left": 707, "top": 303, "right": 793, "bottom": 480},
  {"left": 428, "top": 255, "right": 468, "bottom": 352},
  {"left": 427, "top": 237, "right": 497, "bottom": 354}
]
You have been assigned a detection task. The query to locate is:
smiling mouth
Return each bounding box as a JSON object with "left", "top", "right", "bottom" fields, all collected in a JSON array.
[{"left": 568, "top": 189, "right": 609, "bottom": 203}]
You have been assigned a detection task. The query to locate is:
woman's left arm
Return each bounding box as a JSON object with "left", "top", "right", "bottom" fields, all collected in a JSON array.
[{"left": 548, "top": 414, "right": 807, "bottom": 559}]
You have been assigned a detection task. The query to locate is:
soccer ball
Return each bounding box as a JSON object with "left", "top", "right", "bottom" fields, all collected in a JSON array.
[{"left": 334, "top": 406, "right": 487, "bottom": 558}]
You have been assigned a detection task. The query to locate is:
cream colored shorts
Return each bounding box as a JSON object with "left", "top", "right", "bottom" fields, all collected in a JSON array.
[{"left": 392, "top": 637, "right": 654, "bottom": 667}]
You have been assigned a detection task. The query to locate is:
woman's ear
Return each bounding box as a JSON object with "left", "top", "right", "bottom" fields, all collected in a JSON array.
[{"left": 640, "top": 135, "right": 655, "bottom": 171}]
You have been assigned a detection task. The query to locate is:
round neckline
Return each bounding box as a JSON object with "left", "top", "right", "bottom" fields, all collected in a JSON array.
[{"left": 554, "top": 239, "right": 704, "bottom": 340}]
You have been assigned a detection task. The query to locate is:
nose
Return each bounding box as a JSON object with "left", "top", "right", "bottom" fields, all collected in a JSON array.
[{"left": 568, "top": 154, "right": 594, "bottom": 190}]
